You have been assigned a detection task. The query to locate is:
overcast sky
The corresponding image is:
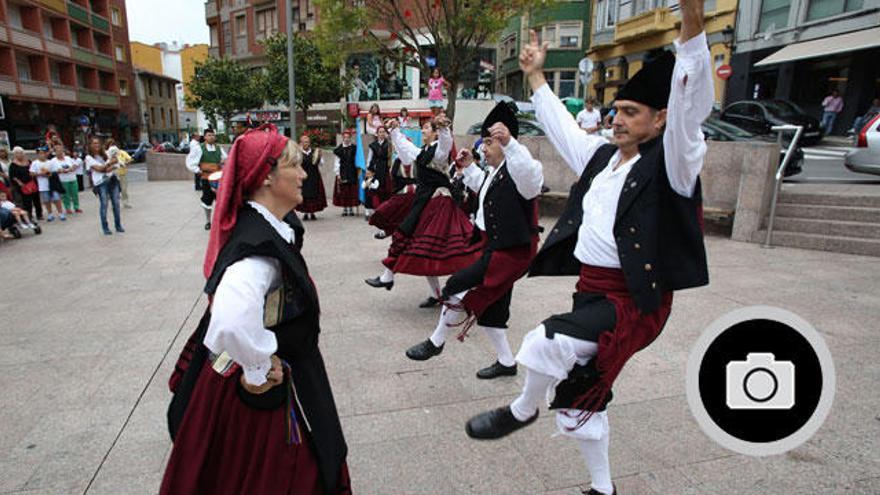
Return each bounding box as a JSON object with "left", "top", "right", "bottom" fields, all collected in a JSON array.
[{"left": 124, "top": 0, "right": 209, "bottom": 46}]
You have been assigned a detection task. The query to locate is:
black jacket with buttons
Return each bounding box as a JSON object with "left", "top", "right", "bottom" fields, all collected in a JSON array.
[
  {"left": 528, "top": 137, "right": 708, "bottom": 314},
  {"left": 480, "top": 162, "right": 539, "bottom": 250}
]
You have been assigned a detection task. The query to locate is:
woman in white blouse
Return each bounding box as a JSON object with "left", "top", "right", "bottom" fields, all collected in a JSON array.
[{"left": 162, "top": 124, "right": 351, "bottom": 495}]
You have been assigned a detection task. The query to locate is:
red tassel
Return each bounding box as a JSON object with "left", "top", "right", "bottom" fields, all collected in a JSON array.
[
  {"left": 390, "top": 32, "right": 398, "bottom": 40},
  {"left": 404, "top": 9, "right": 412, "bottom": 17}
]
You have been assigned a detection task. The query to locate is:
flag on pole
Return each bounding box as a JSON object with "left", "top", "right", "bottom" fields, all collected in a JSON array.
[{"left": 354, "top": 117, "right": 368, "bottom": 203}]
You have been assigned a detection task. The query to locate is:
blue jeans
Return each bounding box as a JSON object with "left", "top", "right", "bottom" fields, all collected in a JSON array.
[
  {"left": 96, "top": 177, "right": 123, "bottom": 232},
  {"left": 821, "top": 111, "right": 838, "bottom": 134}
]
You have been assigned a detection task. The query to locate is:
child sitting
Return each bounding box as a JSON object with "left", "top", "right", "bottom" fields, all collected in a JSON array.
[{"left": 1, "top": 191, "right": 38, "bottom": 231}]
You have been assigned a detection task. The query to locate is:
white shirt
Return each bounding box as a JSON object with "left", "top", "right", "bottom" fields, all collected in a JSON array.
[
  {"left": 185, "top": 142, "right": 227, "bottom": 174},
  {"left": 460, "top": 137, "right": 544, "bottom": 231},
  {"left": 74, "top": 156, "right": 85, "bottom": 176},
  {"left": 1, "top": 200, "right": 15, "bottom": 211},
  {"left": 532, "top": 31, "right": 713, "bottom": 268},
  {"left": 203, "top": 201, "right": 296, "bottom": 386},
  {"left": 390, "top": 126, "right": 452, "bottom": 174},
  {"left": 29, "top": 159, "right": 55, "bottom": 191},
  {"left": 53, "top": 156, "right": 78, "bottom": 182},
  {"left": 576, "top": 108, "right": 602, "bottom": 132},
  {"left": 0, "top": 159, "right": 10, "bottom": 176},
  {"left": 85, "top": 155, "right": 113, "bottom": 186}
]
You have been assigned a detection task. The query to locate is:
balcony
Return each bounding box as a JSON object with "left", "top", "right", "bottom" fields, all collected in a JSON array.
[
  {"left": 10, "top": 28, "right": 43, "bottom": 51},
  {"left": 37, "top": 0, "right": 67, "bottom": 13},
  {"left": 92, "top": 13, "right": 110, "bottom": 32},
  {"left": 67, "top": 2, "right": 90, "bottom": 24},
  {"left": 20, "top": 81, "right": 52, "bottom": 99},
  {"left": 94, "top": 53, "right": 114, "bottom": 69},
  {"left": 72, "top": 46, "right": 95, "bottom": 64},
  {"left": 0, "top": 77, "right": 18, "bottom": 95},
  {"left": 614, "top": 7, "right": 677, "bottom": 42},
  {"left": 52, "top": 85, "right": 77, "bottom": 102},
  {"left": 0, "top": 30, "right": 7, "bottom": 43},
  {"left": 45, "top": 39, "right": 72, "bottom": 58},
  {"left": 79, "top": 89, "right": 119, "bottom": 106},
  {"left": 205, "top": 0, "right": 218, "bottom": 18}
]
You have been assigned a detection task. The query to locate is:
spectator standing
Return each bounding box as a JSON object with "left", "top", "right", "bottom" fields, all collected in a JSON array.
[
  {"left": 73, "top": 141, "right": 86, "bottom": 191},
  {"left": 427, "top": 68, "right": 450, "bottom": 115},
  {"left": 366, "top": 103, "right": 382, "bottom": 137},
  {"left": 821, "top": 90, "right": 844, "bottom": 135},
  {"left": 0, "top": 148, "right": 10, "bottom": 187},
  {"left": 8, "top": 147, "right": 41, "bottom": 220},
  {"left": 398, "top": 107, "right": 413, "bottom": 129},
  {"left": 52, "top": 143, "right": 81, "bottom": 214},
  {"left": 86, "top": 137, "right": 124, "bottom": 235},
  {"left": 106, "top": 138, "right": 132, "bottom": 209},
  {"left": 31, "top": 147, "right": 65, "bottom": 221},
  {"left": 576, "top": 99, "right": 603, "bottom": 134}
]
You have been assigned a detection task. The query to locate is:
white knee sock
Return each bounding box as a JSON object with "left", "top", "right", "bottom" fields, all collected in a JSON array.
[
  {"left": 576, "top": 429, "right": 613, "bottom": 495},
  {"left": 379, "top": 268, "right": 394, "bottom": 283},
  {"left": 429, "top": 295, "right": 462, "bottom": 347},
  {"left": 509, "top": 368, "right": 556, "bottom": 421},
  {"left": 425, "top": 276, "right": 440, "bottom": 298},
  {"left": 481, "top": 326, "right": 515, "bottom": 367}
]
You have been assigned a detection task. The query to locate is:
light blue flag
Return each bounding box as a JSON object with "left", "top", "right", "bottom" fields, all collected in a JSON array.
[{"left": 354, "top": 117, "right": 368, "bottom": 203}]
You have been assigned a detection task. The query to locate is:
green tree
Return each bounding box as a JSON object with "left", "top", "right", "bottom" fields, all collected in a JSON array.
[
  {"left": 260, "top": 33, "right": 344, "bottom": 132},
  {"left": 314, "top": 0, "right": 549, "bottom": 119},
  {"left": 185, "top": 57, "right": 263, "bottom": 134}
]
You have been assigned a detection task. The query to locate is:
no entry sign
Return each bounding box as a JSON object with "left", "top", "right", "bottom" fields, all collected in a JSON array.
[{"left": 716, "top": 64, "right": 733, "bottom": 80}]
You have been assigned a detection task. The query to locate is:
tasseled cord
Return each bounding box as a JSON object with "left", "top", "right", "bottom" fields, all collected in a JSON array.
[
  {"left": 440, "top": 299, "right": 479, "bottom": 342},
  {"left": 282, "top": 360, "right": 303, "bottom": 445},
  {"left": 561, "top": 326, "right": 623, "bottom": 430}
]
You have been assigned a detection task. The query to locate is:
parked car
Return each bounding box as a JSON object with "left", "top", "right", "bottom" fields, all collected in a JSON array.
[
  {"left": 702, "top": 117, "right": 804, "bottom": 176},
  {"left": 720, "top": 99, "right": 823, "bottom": 146},
  {"left": 466, "top": 118, "right": 545, "bottom": 137},
  {"left": 844, "top": 113, "right": 880, "bottom": 176}
]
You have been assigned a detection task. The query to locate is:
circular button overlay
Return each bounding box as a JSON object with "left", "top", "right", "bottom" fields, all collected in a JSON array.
[{"left": 686, "top": 306, "right": 835, "bottom": 456}]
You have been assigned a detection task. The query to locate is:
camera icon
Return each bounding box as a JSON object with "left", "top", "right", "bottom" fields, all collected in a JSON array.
[{"left": 726, "top": 353, "right": 794, "bottom": 410}]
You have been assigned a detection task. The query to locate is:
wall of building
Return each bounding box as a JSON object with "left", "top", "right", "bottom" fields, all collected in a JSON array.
[{"left": 130, "top": 41, "right": 162, "bottom": 74}]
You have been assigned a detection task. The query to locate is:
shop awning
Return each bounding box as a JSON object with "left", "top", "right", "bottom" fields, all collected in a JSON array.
[{"left": 754, "top": 27, "right": 880, "bottom": 67}]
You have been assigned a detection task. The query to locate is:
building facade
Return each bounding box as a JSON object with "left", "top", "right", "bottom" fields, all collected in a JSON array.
[
  {"left": 0, "top": 0, "right": 139, "bottom": 148},
  {"left": 587, "top": 0, "right": 736, "bottom": 107},
  {"left": 497, "top": 1, "right": 593, "bottom": 102},
  {"left": 134, "top": 68, "right": 179, "bottom": 143},
  {"left": 131, "top": 40, "right": 209, "bottom": 141},
  {"left": 726, "top": 0, "right": 880, "bottom": 135}
]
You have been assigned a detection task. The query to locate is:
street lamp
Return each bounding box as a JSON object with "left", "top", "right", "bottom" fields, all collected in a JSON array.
[
  {"left": 721, "top": 25, "right": 735, "bottom": 50},
  {"left": 143, "top": 111, "right": 150, "bottom": 143},
  {"left": 186, "top": 117, "right": 191, "bottom": 140}
]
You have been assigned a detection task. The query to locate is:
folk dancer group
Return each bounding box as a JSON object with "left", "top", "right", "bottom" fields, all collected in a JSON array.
[{"left": 163, "top": 0, "right": 711, "bottom": 491}]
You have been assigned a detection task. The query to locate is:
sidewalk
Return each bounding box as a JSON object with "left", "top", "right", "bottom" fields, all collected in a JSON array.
[{"left": 0, "top": 180, "right": 877, "bottom": 494}]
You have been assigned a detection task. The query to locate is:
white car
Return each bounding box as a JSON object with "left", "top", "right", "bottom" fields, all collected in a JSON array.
[{"left": 845, "top": 113, "right": 880, "bottom": 176}]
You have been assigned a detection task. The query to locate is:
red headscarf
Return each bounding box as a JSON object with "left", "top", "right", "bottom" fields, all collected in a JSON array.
[{"left": 203, "top": 123, "right": 290, "bottom": 278}]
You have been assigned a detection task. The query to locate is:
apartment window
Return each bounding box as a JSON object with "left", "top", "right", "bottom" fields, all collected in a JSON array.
[
  {"left": 807, "top": 0, "right": 863, "bottom": 20},
  {"left": 169, "top": 108, "right": 174, "bottom": 126},
  {"left": 501, "top": 34, "right": 517, "bottom": 60},
  {"left": 537, "top": 22, "right": 581, "bottom": 49},
  {"left": 16, "top": 56, "right": 30, "bottom": 81},
  {"left": 43, "top": 18, "right": 54, "bottom": 39},
  {"left": 115, "top": 44, "right": 125, "bottom": 62},
  {"left": 596, "top": 0, "right": 618, "bottom": 30},
  {"left": 8, "top": 6, "right": 23, "bottom": 29},
  {"left": 158, "top": 80, "right": 163, "bottom": 98},
  {"left": 255, "top": 8, "right": 277, "bottom": 40},
  {"left": 544, "top": 71, "right": 557, "bottom": 92},
  {"left": 758, "top": 0, "right": 790, "bottom": 32},
  {"left": 236, "top": 14, "right": 247, "bottom": 37},
  {"left": 148, "top": 79, "right": 153, "bottom": 96},
  {"left": 161, "top": 107, "right": 166, "bottom": 127},
  {"left": 210, "top": 25, "right": 219, "bottom": 46},
  {"left": 50, "top": 62, "right": 61, "bottom": 84},
  {"left": 558, "top": 71, "right": 576, "bottom": 98},
  {"left": 110, "top": 7, "right": 121, "bottom": 26},
  {"left": 119, "top": 78, "right": 128, "bottom": 96},
  {"left": 633, "top": 0, "right": 655, "bottom": 15},
  {"left": 151, "top": 107, "right": 156, "bottom": 125}
]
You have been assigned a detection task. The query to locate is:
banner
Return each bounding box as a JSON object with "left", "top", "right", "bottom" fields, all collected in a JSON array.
[{"left": 354, "top": 117, "right": 368, "bottom": 203}]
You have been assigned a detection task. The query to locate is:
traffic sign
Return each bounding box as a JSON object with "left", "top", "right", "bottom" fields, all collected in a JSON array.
[{"left": 716, "top": 64, "right": 733, "bottom": 80}]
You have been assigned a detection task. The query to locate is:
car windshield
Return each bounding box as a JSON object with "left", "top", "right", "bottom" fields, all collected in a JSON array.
[
  {"left": 763, "top": 101, "right": 801, "bottom": 118},
  {"left": 705, "top": 118, "right": 754, "bottom": 138}
]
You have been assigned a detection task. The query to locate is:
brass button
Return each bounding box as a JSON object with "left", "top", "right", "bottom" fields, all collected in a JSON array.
[
  {"left": 629, "top": 227, "right": 636, "bottom": 234},
  {"left": 644, "top": 263, "right": 652, "bottom": 271},
  {"left": 634, "top": 243, "right": 641, "bottom": 250},
  {"left": 493, "top": 235, "right": 499, "bottom": 240},
  {"left": 630, "top": 181, "right": 637, "bottom": 188},
  {"left": 567, "top": 220, "right": 574, "bottom": 225},
  {"left": 553, "top": 228, "right": 559, "bottom": 234},
  {"left": 651, "top": 282, "right": 657, "bottom": 289}
]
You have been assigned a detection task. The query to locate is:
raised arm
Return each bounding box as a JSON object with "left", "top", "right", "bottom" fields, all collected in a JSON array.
[
  {"left": 663, "top": 0, "right": 713, "bottom": 198},
  {"left": 388, "top": 124, "right": 421, "bottom": 165},
  {"left": 432, "top": 126, "right": 453, "bottom": 169},
  {"left": 502, "top": 137, "right": 544, "bottom": 200},
  {"left": 521, "top": 30, "right": 606, "bottom": 176}
]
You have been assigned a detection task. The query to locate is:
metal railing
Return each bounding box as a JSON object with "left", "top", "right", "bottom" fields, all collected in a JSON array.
[{"left": 763, "top": 125, "right": 804, "bottom": 248}]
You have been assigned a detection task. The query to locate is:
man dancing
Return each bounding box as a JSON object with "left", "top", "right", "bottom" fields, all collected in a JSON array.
[
  {"left": 404, "top": 102, "right": 544, "bottom": 380},
  {"left": 185, "top": 128, "right": 227, "bottom": 230},
  {"left": 464, "top": 1, "right": 712, "bottom": 494}
]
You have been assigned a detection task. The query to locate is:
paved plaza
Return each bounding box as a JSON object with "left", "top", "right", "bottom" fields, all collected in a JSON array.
[{"left": 0, "top": 179, "right": 878, "bottom": 494}]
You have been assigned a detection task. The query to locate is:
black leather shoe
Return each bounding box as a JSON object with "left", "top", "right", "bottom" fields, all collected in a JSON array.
[
  {"left": 204, "top": 222, "right": 211, "bottom": 230},
  {"left": 418, "top": 296, "right": 440, "bottom": 308},
  {"left": 405, "top": 339, "right": 443, "bottom": 361},
  {"left": 476, "top": 361, "right": 517, "bottom": 379},
  {"left": 365, "top": 277, "right": 393, "bottom": 290},
  {"left": 582, "top": 484, "right": 616, "bottom": 495},
  {"left": 465, "top": 406, "right": 538, "bottom": 440}
]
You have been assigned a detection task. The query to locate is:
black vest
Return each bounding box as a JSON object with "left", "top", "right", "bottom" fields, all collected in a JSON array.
[
  {"left": 391, "top": 158, "right": 416, "bottom": 192},
  {"left": 333, "top": 144, "right": 358, "bottom": 183},
  {"left": 398, "top": 142, "right": 451, "bottom": 235},
  {"left": 368, "top": 140, "right": 390, "bottom": 187},
  {"left": 301, "top": 149, "right": 322, "bottom": 198},
  {"left": 529, "top": 137, "right": 708, "bottom": 314},
  {"left": 479, "top": 162, "right": 539, "bottom": 250},
  {"left": 202, "top": 207, "right": 347, "bottom": 494}
]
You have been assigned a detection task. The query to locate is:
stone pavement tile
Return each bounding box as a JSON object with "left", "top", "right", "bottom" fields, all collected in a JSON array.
[
  {"left": 90, "top": 437, "right": 170, "bottom": 481},
  {"left": 85, "top": 470, "right": 163, "bottom": 495},
  {"left": 620, "top": 466, "right": 698, "bottom": 494},
  {"left": 341, "top": 405, "right": 456, "bottom": 446}
]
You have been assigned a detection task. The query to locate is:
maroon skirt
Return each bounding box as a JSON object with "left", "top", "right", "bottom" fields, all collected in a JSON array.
[
  {"left": 297, "top": 174, "right": 327, "bottom": 214},
  {"left": 160, "top": 362, "right": 351, "bottom": 495},
  {"left": 369, "top": 192, "right": 415, "bottom": 235},
  {"left": 332, "top": 180, "right": 360, "bottom": 207},
  {"left": 460, "top": 234, "right": 538, "bottom": 317},
  {"left": 382, "top": 195, "right": 482, "bottom": 276}
]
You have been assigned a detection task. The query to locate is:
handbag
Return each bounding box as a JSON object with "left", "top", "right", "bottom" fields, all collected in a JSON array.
[{"left": 21, "top": 180, "right": 38, "bottom": 195}]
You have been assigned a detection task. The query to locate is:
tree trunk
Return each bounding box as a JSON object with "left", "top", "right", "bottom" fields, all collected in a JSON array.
[{"left": 446, "top": 76, "right": 458, "bottom": 121}]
